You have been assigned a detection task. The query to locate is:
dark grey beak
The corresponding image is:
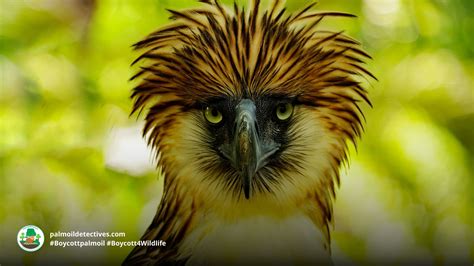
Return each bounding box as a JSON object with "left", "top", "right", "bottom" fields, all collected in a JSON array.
[{"left": 220, "top": 99, "right": 279, "bottom": 199}]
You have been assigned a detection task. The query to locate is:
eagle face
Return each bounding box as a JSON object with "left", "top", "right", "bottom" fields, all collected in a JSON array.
[
  {"left": 198, "top": 96, "right": 298, "bottom": 199},
  {"left": 126, "top": 0, "right": 373, "bottom": 264},
  {"left": 167, "top": 93, "right": 341, "bottom": 207}
]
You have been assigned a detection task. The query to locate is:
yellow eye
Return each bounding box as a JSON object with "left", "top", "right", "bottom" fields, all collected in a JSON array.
[
  {"left": 276, "top": 103, "right": 294, "bottom": 121},
  {"left": 204, "top": 106, "right": 223, "bottom": 124}
]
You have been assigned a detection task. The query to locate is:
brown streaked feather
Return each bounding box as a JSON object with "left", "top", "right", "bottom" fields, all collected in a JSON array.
[
  {"left": 288, "top": 2, "right": 318, "bottom": 23},
  {"left": 299, "top": 11, "right": 357, "bottom": 21}
]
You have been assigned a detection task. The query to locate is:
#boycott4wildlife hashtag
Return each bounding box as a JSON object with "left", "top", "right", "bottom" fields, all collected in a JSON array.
[{"left": 108, "top": 240, "right": 167, "bottom": 248}]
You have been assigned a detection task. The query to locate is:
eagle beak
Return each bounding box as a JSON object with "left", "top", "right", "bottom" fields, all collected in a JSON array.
[{"left": 220, "top": 99, "right": 279, "bottom": 199}]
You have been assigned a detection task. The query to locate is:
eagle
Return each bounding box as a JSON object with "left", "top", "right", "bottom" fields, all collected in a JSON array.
[{"left": 124, "top": 0, "right": 373, "bottom": 264}]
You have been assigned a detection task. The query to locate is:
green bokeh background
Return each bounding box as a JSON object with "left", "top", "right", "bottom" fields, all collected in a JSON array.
[{"left": 1, "top": 0, "right": 472, "bottom": 264}]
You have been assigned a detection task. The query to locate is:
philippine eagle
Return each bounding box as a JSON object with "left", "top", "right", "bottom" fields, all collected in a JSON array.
[{"left": 124, "top": 0, "right": 373, "bottom": 264}]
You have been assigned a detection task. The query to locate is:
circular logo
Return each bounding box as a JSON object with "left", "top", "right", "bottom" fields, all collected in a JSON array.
[{"left": 17, "top": 225, "right": 45, "bottom": 252}]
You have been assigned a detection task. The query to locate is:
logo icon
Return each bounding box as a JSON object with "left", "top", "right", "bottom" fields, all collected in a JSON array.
[{"left": 17, "top": 225, "right": 44, "bottom": 252}]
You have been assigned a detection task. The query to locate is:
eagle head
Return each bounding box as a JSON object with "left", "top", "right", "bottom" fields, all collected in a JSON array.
[{"left": 127, "top": 0, "right": 373, "bottom": 264}]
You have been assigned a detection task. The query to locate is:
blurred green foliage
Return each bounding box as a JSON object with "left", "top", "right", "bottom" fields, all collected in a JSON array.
[{"left": 0, "top": 0, "right": 472, "bottom": 264}]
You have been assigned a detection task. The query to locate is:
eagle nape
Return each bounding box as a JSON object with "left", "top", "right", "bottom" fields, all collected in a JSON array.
[{"left": 124, "top": 0, "right": 374, "bottom": 264}]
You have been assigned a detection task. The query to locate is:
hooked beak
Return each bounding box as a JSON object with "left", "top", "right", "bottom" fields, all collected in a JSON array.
[{"left": 220, "top": 99, "right": 279, "bottom": 199}]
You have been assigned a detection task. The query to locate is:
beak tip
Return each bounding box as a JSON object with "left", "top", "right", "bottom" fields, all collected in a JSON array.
[
  {"left": 243, "top": 182, "right": 251, "bottom": 199},
  {"left": 244, "top": 191, "right": 250, "bottom": 199}
]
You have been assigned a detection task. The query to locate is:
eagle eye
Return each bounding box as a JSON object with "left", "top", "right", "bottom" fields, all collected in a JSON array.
[
  {"left": 204, "top": 106, "right": 223, "bottom": 124},
  {"left": 275, "top": 103, "right": 294, "bottom": 121}
]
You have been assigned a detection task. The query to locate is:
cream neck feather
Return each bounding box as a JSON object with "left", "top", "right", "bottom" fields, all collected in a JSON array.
[{"left": 177, "top": 212, "right": 332, "bottom": 266}]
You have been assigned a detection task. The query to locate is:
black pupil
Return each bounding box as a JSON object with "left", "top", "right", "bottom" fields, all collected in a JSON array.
[
  {"left": 211, "top": 108, "right": 219, "bottom": 117},
  {"left": 279, "top": 105, "right": 286, "bottom": 113}
]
